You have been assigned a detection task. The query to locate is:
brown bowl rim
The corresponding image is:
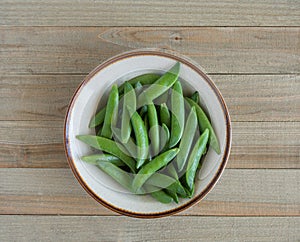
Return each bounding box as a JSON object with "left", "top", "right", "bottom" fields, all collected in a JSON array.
[{"left": 64, "top": 49, "right": 232, "bottom": 218}]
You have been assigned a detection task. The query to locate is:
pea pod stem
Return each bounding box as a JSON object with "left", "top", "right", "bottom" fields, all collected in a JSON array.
[{"left": 185, "top": 97, "right": 220, "bottom": 154}]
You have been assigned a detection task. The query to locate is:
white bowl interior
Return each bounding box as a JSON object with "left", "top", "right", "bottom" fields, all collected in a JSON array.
[{"left": 67, "top": 54, "right": 227, "bottom": 214}]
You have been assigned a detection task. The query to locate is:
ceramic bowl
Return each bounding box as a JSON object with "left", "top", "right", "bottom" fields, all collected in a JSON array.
[{"left": 64, "top": 49, "right": 231, "bottom": 218}]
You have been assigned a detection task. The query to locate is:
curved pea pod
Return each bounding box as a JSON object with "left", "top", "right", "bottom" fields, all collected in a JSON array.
[
  {"left": 176, "top": 106, "right": 197, "bottom": 172},
  {"left": 101, "top": 85, "right": 119, "bottom": 139},
  {"left": 169, "top": 80, "right": 184, "bottom": 148},
  {"left": 132, "top": 148, "right": 179, "bottom": 192},
  {"left": 118, "top": 73, "right": 161, "bottom": 94},
  {"left": 127, "top": 106, "right": 149, "bottom": 169},
  {"left": 166, "top": 163, "right": 178, "bottom": 180},
  {"left": 81, "top": 154, "right": 125, "bottom": 167},
  {"left": 160, "top": 123, "right": 170, "bottom": 153},
  {"left": 121, "top": 82, "right": 136, "bottom": 143},
  {"left": 97, "top": 161, "right": 133, "bottom": 192},
  {"left": 138, "top": 62, "right": 180, "bottom": 107},
  {"left": 185, "top": 97, "right": 220, "bottom": 154},
  {"left": 185, "top": 129, "right": 209, "bottom": 191},
  {"left": 160, "top": 103, "right": 171, "bottom": 128},
  {"left": 147, "top": 102, "right": 160, "bottom": 156},
  {"left": 190, "top": 91, "right": 199, "bottom": 104},
  {"left": 76, "top": 135, "right": 136, "bottom": 173}
]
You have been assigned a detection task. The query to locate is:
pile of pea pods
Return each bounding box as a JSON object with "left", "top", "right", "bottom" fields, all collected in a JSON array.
[{"left": 77, "top": 62, "right": 220, "bottom": 204}]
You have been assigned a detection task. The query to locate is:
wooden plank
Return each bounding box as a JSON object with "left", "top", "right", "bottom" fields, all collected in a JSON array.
[
  {"left": 1, "top": 27, "right": 299, "bottom": 74},
  {"left": 1, "top": 0, "right": 300, "bottom": 27},
  {"left": 1, "top": 216, "right": 299, "bottom": 242},
  {"left": 0, "top": 121, "right": 299, "bottom": 169},
  {"left": 0, "top": 168, "right": 299, "bottom": 216},
  {"left": 1, "top": 75, "right": 299, "bottom": 122}
]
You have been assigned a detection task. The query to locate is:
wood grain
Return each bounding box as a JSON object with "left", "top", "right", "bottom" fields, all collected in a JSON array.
[
  {"left": 1, "top": 27, "right": 299, "bottom": 74},
  {"left": 1, "top": 216, "right": 299, "bottom": 242},
  {"left": 1, "top": 121, "right": 299, "bottom": 169},
  {"left": 1, "top": 75, "right": 299, "bottom": 122},
  {"left": 1, "top": 0, "right": 300, "bottom": 27},
  {"left": 0, "top": 169, "right": 299, "bottom": 216}
]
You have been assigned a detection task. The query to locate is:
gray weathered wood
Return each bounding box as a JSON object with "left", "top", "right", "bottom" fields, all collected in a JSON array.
[
  {"left": 1, "top": 121, "right": 299, "bottom": 169},
  {"left": 1, "top": 75, "right": 299, "bottom": 122},
  {"left": 1, "top": 216, "right": 299, "bottom": 241},
  {"left": 0, "top": 168, "right": 299, "bottom": 216},
  {"left": 1, "top": 27, "right": 299, "bottom": 74},
  {"left": 1, "top": 0, "right": 300, "bottom": 27}
]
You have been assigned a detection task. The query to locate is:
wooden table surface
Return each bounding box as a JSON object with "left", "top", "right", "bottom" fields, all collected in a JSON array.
[{"left": 1, "top": 1, "right": 299, "bottom": 241}]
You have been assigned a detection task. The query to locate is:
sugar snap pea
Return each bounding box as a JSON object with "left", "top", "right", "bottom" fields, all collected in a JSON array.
[
  {"left": 160, "top": 103, "right": 171, "bottom": 128},
  {"left": 121, "top": 82, "right": 136, "bottom": 143},
  {"left": 147, "top": 102, "right": 159, "bottom": 156},
  {"left": 81, "top": 154, "right": 125, "bottom": 167},
  {"left": 146, "top": 173, "right": 177, "bottom": 189},
  {"left": 76, "top": 135, "right": 136, "bottom": 173},
  {"left": 118, "top": 73, "right": 161, "bottom": 94},
  {"left": 134, "top": 81, "right": 143, "bottom": 96},
  {"left": 127, "top": 106, "right": 149, "bottom": 169},
  {"left": 139, "top": 105, "right": 148, "bottom": 118},
  {"left": 166, "top": 163, "right": 178, "bottom": 180},
  {"left": 149, "top": 187, "right": 174, "bottom": 204},
  {"left": 185, "top": 129, "right": 209, "bottom": 191},
  {"left": 101, "top": 85, "right": 119, "bottom": 139},
  {"left": 176, "top": 106, "right": 197, "bottom": 172},
  {"left": 186, "top": 98, "right": 220, "bottom": 154},
  {"left": 169, "top": 80, "right": 184, "bottom": 148},
  {"left": 132, "top": 148, "right": 179, "bottom": 192},
  {"left": 138, "top": 62, "right": 180, "bottom": 107}
]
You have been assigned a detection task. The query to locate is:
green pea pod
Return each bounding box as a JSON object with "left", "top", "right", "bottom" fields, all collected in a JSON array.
[
  {"left": 89, "top": 107, "right": 106, "bottom": 128},
  {"left": 81, "top": 154, "right": 125, "bottom": 167},
  {"left": 138, "top": 62, "right": 180, "bottom": 107},
  {"left": 186, "top": 98, "right": 220, "bottom": 154},
  {"left": 149, "top": 187, "right": 174, "bottom": 204},
  {"left": 160, "top": 103, "right": 171, "bottom": 128},
  {"left": 165, "top": 189, "right": 179, "bottom": 203},
  {"left": 101, "top": 85, "right": 119, "bottom": 139},
  {"left": 132, "top": 148, "right": 179, "bottom": 192},
  {"left": 154, "top": 90, "right": 169, "bottom": 105},
  {"left": 176, "top": 106, "right": 197, "bottom": 172},
  {"left": 190, "top": 91, "right": 199, "bottom": 104},
  {"left": 160, "top": 123, "right": 170, "bottom": 153},
  {"left": 118, "top": 73, "right": 161, "bottom": 94},
  {"left": 121, "top": 82, "right": 136, "bottom": 143},
  {"left": 185, "top": 129, "right": 209, "bottom": 191},
  {"left": 148, "top": 102, "right": 160, "bottom": 156},
  {"left": 76, "top": 135, "right": 136, "bottom": 173},
  {"left": 127, "top": 106, "right": 149, "bottom": 169},
  {"left": 97, "top": 161, "right": 133, "bottom": 192},
  {"left": 169, "top": 80, "right": 184, "bottom": 148}
]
